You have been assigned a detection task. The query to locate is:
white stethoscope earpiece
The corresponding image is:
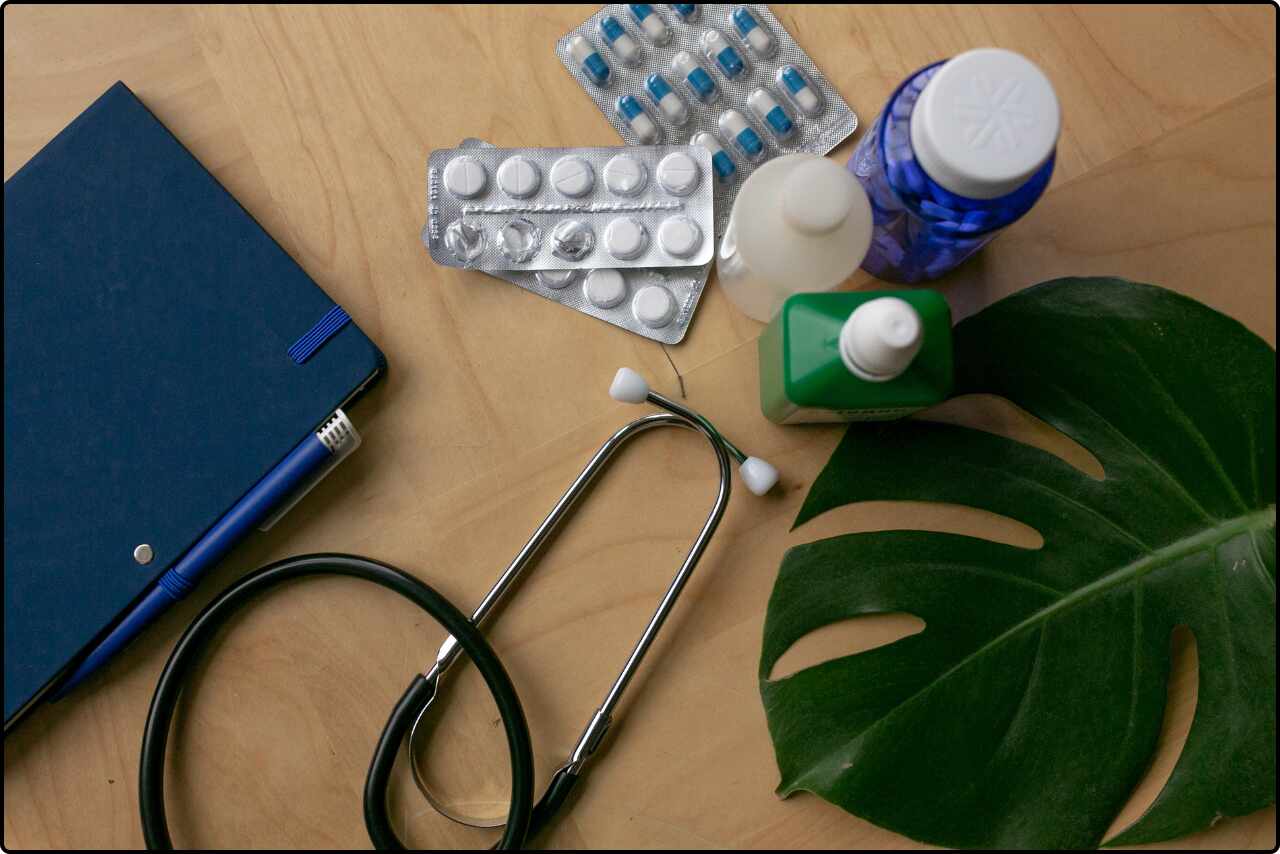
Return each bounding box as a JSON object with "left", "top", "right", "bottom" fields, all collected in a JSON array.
[
  {"left": 609, "top": 367, "right": 779, "bottom": 496},
  {"left": 609, "top": 366, "right": 651, "bottom": 403}
]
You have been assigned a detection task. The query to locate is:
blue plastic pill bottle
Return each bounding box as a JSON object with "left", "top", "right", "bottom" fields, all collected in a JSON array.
[{"left": 849, "top": 48, "right": 1061, "bottom": 283}]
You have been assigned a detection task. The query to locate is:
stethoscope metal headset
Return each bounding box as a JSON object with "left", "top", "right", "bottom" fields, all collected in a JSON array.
[{"left": 138, "top": 368, "right": 777, "bottom": 850}]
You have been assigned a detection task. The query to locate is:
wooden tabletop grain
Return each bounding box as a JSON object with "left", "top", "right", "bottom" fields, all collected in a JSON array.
[{"left": 3, "top": 5, "right": 1276, "bottom": 850}]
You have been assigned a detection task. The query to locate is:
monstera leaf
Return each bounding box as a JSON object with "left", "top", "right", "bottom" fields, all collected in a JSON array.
[{"left": 759, "top": 278, "right": 1275, "bottom": 849}]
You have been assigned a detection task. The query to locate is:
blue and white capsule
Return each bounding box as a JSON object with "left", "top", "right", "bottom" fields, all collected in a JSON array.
[
  {"left": 671, "top": 51, "right": 719, "bottom": 104},
  {"left": 568, "top": 35, "right": 611, "bottom": 87},
  {"left": 693, "top": 131, "right": 737, "bottom": 182},
  {"left": 644, "top": 73, "right": 690, "bottom": 125},
  {"left": 627, "top": 4, "right": 671, "bottom": 45},
  {"left": 776, "top": 65, "right": 824, "bottom": 117},
  {"left": 747, "top": 88, "right": 795, "bottom": 140},
  {"left": 718, "top": 109, "right": 764, "bottom": 160},
  {"left": 615, "top": 95, "right": 661, "bottom": 144},
  {"left": 700, "top": 29, "right": 747, "bottom": 80},
  {"left": 599, "top": 15, "right": 641, "bottom": 66},
  {"left": 731, "top": 6, "right": 776, "bottom": 58},
  {"left": 668, "top": 4, "right": 699, "bottom": 23}
]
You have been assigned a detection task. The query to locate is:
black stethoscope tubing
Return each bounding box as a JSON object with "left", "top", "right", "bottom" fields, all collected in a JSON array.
[{"left": 138, "top": 553, "right": 547, "bottom": 850}]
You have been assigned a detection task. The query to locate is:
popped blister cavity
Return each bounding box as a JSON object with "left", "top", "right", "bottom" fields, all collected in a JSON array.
[
  {"left": 551, "top": 219, "right": 596, "bottom": 261},
  {"left": 498, "top": 218, "right": 541, "bottom": 263}
]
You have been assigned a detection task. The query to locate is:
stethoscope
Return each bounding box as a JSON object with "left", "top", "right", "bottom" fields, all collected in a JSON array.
[{"left": 138, "top": 368, "right": 777, "bottom": 850}]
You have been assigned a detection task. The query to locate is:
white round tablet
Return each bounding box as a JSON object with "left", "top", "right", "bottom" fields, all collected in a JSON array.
[
  {"left": 584, "top": 269, "right": 627, "bottom": 308},
  {"left": 603, "top": 155, "right": 648, "bottom": 196},
  {"left": 442, "top": 156, "right": 488, "bottom": 198},
  {"left": 536, "top": 269, "right": 577, "bottom": 290},
  {"left": 550, "top": 156, "right": 596, "bottom": 197},
  {"left": 656, "top": 151, "right": 700, "bottom": 196},
  {"left": 604, "top": 217, "right": 648, "bottom": 260},
  {"left": 657, "top": 215, "right": 702, "bottom": 259},
  {"left": 497, "top": 156, "right": 541, "bottom": 198},
  {"left": 633, "top": 285, "right": 677, "bottom": 328}
]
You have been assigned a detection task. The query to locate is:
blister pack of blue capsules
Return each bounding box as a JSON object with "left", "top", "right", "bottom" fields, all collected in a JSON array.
[
  {"left": 557, "top": 4, "right": 858, "bottom": 235},
  {"left": 447, "top": 138, "right": 713, "bottom": 345}
]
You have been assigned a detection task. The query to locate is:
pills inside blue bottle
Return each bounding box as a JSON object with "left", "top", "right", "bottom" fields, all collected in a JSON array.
[{"left": 849, "top": 48, "right": 1060, "bottom": 283}]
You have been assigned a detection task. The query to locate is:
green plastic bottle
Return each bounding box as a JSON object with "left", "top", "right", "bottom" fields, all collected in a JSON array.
[{"left": 758, "top": 290, "right": 954, "bottom": 424}]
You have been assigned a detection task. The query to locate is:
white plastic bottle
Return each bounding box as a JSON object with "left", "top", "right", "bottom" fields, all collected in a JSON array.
[{"left": 716, "top": 153, "right": 873, "bottom": 322}]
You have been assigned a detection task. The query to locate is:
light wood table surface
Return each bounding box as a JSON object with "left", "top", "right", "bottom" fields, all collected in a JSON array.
[{"left": 4, "top": 4, "right": 1276, "bottom": 850}]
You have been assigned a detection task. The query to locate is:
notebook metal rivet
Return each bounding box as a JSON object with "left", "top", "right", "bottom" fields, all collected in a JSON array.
[{"left": 133, "top": 544, "right": 154, "bottom": 565}]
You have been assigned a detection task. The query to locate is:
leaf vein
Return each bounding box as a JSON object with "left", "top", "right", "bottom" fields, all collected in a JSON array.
[
  {"left": 1105, "top": 327, "right": 1250, "bottom": 513},
  {"left": 798, "top": 509, "right": 1274, "bottom": 784}
]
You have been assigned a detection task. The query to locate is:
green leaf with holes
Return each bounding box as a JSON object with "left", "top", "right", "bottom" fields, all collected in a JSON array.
[{"left": 759, "top": 278, "right": 1275, "bottom": 849}]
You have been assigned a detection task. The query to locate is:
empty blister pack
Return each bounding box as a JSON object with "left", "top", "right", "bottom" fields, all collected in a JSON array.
[
  {"left": 425, "top": 144, "right": 715, "bottom": 271},
  {"left": 557, "top": 4, "right": 858, "bottom": 235},
  {"left": 453, "top": 138, "right": 711, "bottom": 344}
]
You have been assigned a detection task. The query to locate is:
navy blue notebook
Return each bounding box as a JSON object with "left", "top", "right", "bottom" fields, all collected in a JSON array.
[{"left": 3, "top": 82, "right": 386, "bottom": 725}]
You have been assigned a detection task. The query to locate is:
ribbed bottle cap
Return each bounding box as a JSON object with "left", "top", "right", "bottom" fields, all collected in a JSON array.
[{"left": 909, "top": 48, "right": 1060, "bottom": 200}]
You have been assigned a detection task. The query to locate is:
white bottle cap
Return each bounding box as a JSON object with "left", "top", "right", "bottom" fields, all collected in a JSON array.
[
  {"left": 910, "top": 48, "right": 1060, "bottom": 200},
  {"left": 839, "top": 297, "right": 924, "bottom": 382},
  {"left": 728, "top": 153, "right": 873, "bottom": 301}
]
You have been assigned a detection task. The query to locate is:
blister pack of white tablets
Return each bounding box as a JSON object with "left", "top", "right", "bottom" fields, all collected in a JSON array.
[
  {"left": 424, "top": 144, "right": 715, "bottom": 271},
  {"left": 452, "top": 138, "right": 711, "bottom": 344},
  {"left": 557, "top": 4, "right": 858, "bottom": 234}
]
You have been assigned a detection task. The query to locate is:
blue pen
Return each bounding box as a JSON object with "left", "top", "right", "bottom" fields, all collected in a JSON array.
[{"left": 51, "top": 411, "right": 359, "bottom": 699}]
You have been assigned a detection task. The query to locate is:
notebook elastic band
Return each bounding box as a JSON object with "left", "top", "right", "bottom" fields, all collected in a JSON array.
[{"left": 288, "top": 304, "right": 351, "bottom": 364}]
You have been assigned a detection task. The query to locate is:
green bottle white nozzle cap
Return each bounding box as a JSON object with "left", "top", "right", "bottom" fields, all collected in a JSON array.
[{"left": 839, "top": 297, "right": 924, "bottom": 382}]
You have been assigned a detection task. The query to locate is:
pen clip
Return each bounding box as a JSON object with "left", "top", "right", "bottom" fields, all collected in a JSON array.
[{"left": 259, "top": 409, "right": 361, "bottom": 532}]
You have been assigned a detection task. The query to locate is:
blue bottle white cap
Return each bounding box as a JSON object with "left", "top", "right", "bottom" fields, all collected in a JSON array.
[{"left": 909, "top": 48, "right": 1060, "bottom": 200}]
